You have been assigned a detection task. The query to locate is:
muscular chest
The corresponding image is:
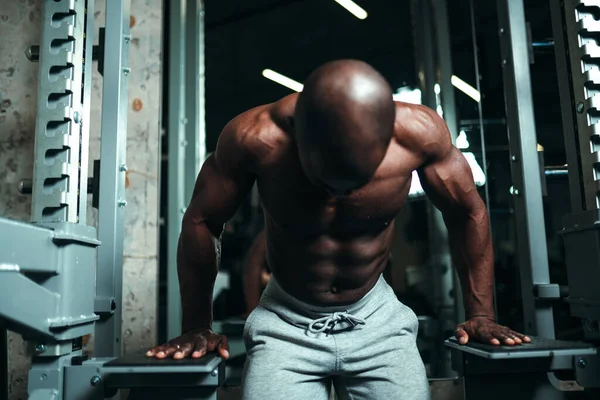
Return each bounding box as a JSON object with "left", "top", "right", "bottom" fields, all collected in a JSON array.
[{"left": 257, "top": 161, "right": 411, "bottom": 237}]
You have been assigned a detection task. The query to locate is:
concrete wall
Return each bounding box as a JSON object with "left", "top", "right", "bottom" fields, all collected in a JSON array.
[{"left": 0, "top": 1, "right": 162, "bottom": 398}]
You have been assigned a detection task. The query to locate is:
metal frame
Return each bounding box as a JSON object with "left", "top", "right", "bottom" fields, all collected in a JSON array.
[
  {"left": 166, "top": 0, "right": 188, "bottom": 341},
  {"left": 430, "top": 0, "right": 462, "bottom": 364},
  {"left": 449, "top": 1, "right": 561, "bottom": 397},
  {"left": 410, "top": 0, "right": 461, "bottom": 379},
  {"left": 167, "top": 0, "right": 213, "bottom": 339},
  {"left": 551, "top": 0, "right": 600, "bottom": 212},
  {"left": 551, "top": 0, "right": 600, "bottom": 339},
  {"left": 31, "top": 0, "right": 91, "bottom": 225},
  {"left": 62, "top": 354, "right": 224, "bottom": 400},
  {"left": 0, "top": 2, "right": 99, "bottom": 398},
  {"left": 184, "top": 0, "right": 206, "bottom": 201},
  {"left": 94, "top": 0, "right": 131, "bottom": 359},
  {"left": 549, "top": 0, "right": 585, "bottom": 212},
  {"left": 1, "top": 1, "right": 223, "bottom": 399},
  {"left": 496, "top": 0, "right": 554, "bottom": 338},
  {"left": 410, "top": 0, "right": 445, "bottom": 378},
  {"left": 446, "top": 0, "right": 600, "bottom": 398}
]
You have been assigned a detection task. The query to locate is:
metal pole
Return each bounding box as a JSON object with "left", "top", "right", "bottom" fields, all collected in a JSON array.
[
  {"left": 411, "top": 0, "right": 458, "bottom": 378},
  {"left": 468, "top": 0, "right": 494, "bottom": 325},
  {"left": 496, "top": 0, "right": 554, "bottom": 337},
  {"left": 429, "top": 0, "right": 461, "bottom": 378},
  {"left": 167, "top": 0, "right": 187, "bottom": 340},
  {"left": 77, "top": 0, "right": 96, "bottom": 226},
  {"left": 432, "top": 0, "right": 458, "bottom": 140},
  {"left": 411, "top": 0, "right": 437, "bottom": 111},
  {"left": 198, "top": 3, "right": 206, "bottom": 169},
  {"left": 184, "top": 0, "right": 206, "bottom": 202},
  {"left": 94, "top": 0, "right": 131, "bottom": 358},
  {"left": 410, "top": 1, "right": 437, "bottom": 314}
]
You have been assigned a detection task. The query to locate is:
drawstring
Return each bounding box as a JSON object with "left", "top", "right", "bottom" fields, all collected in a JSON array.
[{"left": 307, "top": 311, "right": 365, "bottom": 335}]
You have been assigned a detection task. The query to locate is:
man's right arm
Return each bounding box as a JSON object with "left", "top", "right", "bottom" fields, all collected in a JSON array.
[
  {"left": 147, "top": 119, "right": 256, "bottom": 359},
  {"left": 179, "top": 121, "right": 256, "bottom": 332}
]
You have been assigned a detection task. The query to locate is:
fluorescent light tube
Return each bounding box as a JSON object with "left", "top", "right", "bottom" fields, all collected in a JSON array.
[
  {"left": 334, "top": 0, "right": 368, "bottom": 20},
  {"left": 451, "top": 75, "right": 481, "bottom": 103},
  {"left": 262, "top": 69, "right": 304, "bottom": 92}
]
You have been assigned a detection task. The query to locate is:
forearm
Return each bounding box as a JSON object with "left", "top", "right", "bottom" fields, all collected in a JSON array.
[
  {"left": 178, "top": 218, "right": 220, "bottom": 332},
  {"left": 243, "top": 230, "right": 267, "bottom": 313},
  {"left": 445, "top": 207, "right": 495, "bottom": 320}
]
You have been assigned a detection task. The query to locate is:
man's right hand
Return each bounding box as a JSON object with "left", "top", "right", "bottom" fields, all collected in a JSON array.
[{"left": 146, "top": 328, "right": 230, "bottom": 360}]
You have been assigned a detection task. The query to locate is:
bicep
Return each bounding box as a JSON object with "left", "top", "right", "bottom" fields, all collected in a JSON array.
[
  {"left": 184, "top": 118, "right": 257, "bottom": 235},
  {"left": 184, "top": 155, "right": 255, "bottom": 235},
  {"left": 417, "top": 147, "right": 484, "bottom": 216}
]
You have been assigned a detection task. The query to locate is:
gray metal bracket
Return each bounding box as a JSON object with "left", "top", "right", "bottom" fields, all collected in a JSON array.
[
  {"left": 0, "top": 216, "right": 101, "bottom": 343},
  {"left": 64, "top": 354, "right": 224, "bottom": 400},
  {"left": 533, "top": 284, "right": 565, "bottom": 300},
  {"left": 446, "top": 337, "right": 600, "bottom": 390},
  {"left": 94, "top": 296, "right": 116, "bottom": 316},
  {"left": 0, "top": 265, "right": 60, "bottom": 339},
  {"left": 0, "top": 218, "right": 60, "bottom": 274},
  {"left": 44, "top": 222, "right": 100, "bottom": 246},
  {"left": 0, "top": 217, "right": 100, "bottom": 341}
]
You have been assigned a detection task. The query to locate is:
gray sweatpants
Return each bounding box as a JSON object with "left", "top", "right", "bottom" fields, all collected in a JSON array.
[{"left": 241, "top": 274, "right": 430, "bottom": 400}]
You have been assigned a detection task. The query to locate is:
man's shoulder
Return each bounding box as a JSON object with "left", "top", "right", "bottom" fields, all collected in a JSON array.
[
  {"left": 393, "top": 102, "right": 452, "bottom": 161},
  {"left": 220, "top": 96, "right": 295, "bottom": 164}
]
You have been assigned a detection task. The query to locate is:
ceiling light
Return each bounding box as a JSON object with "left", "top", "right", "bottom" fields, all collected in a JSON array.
[
  {"left": 393, "top": 87, "right": 422, "bottom": 104},
  {"left": 451, "top": 75, "right": 481, "bottom": 103},
  {"left": 262, "top": 69, "right": 304, "bottom": 92},
  {"left": 456, "top": 130, "right": 470, "bottom": 149},
  {"left": 334, "top": 0, "right": 368, "bottom": 20}
]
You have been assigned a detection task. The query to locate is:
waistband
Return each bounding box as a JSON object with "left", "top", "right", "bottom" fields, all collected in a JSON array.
[{"left": 263, "top": 273, "right": 391, "bottom": 318}]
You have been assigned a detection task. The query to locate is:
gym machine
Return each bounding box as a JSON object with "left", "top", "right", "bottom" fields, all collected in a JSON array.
[
  {"left": 0, "top": 1, "right": 223, "bottom": 399},
  {"left": 445, "top": 0, "right": 600, "bottom": 398}
]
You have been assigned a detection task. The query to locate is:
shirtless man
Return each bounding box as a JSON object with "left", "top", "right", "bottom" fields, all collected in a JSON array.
[{"left": 147, "top": 60, "right": 529, "bottom": 399}]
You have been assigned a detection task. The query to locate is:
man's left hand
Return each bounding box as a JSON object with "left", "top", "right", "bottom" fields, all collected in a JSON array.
[{"left": 455, "top": 316, "right": 531, "bottom": 346}]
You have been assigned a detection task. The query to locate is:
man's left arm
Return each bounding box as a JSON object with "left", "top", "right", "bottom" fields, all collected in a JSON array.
[{"left": 416, "top": 110, "right": 530, "bottom": 346}]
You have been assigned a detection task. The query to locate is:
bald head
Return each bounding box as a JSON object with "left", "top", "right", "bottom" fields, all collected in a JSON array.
[{"left": 294, "top": 60, "right": 395, "bottom": 194}]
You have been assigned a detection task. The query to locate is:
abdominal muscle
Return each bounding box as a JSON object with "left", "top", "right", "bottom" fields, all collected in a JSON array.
[{"left": 264, "top": 219, "right": 395, "bottom": 306}]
